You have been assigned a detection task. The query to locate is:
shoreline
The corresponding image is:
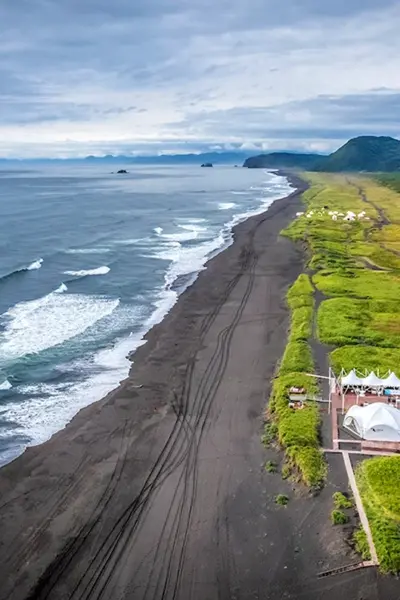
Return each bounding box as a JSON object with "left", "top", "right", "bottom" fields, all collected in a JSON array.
[{"left": 0, "top": 173, "right": 361, "bottom": 600}]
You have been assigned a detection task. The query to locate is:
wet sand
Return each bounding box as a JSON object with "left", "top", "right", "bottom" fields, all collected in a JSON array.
[{"left": 0, "top": 175, "right": 396, "bottom": 600}]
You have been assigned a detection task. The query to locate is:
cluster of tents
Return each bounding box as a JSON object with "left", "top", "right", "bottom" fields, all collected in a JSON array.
[
  {"left": 339, "top": 370, "right": 400, "bottom": 442},
  {"left": 340, "top": 369, "right": 400, "bottom": 392}
]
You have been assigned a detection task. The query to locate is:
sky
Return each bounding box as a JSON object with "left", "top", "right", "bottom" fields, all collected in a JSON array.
[{"left": 1, "top": 0, "right": 400, "bottom": 157}]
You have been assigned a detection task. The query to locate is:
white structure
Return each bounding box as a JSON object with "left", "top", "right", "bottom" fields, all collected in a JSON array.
[
  {"left": 340, "top": 370, "right": 400, "bottom": 392},
  {"left": 344, "top": 403, "right": 400, "bottom": 441}
]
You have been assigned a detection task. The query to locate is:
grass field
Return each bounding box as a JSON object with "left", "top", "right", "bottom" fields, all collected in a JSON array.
[
  {"left": 356, "top": 457, "right": 400, "bottom": 573},
  {"left": 281, "top": 172, "right": 400, "bottom": 572}
]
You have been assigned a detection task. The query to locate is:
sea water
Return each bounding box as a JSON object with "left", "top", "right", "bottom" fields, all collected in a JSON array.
[{"left": 0, "top": 163, "right": 292, "bottom": 465}]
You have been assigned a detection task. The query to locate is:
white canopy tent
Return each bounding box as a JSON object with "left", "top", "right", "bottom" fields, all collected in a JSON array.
[
  {"left": 382, "top": 372, "right": 400, "bottom": 388},
  {"left": 362, "top": 371, "right": 384, "bottom": 388},
  {"left": 344, "top": 403, "right": 400, "bottom": 441},
  {"left": 340, "top": 370, "right": 400, "bottom": 391},
  {"left": 341, "top": 369, "right": 363, "bottom": 388}
]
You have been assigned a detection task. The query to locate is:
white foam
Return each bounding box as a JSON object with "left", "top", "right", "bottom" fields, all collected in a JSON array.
[
  {"left": 0, "top": 291, "right": 119, "bottom": 360},
  {"left": 54, "top": 283, "right": 68, "bottom": 294},
  {"left": 230, "top": 191, "right": 248, "bottom": 195},
  {"left": 156, "top": 222, "right": 208, "bottom": 243},
  {"left": 66, "top": 248, "right": 111, "bottom": 254},
  {"left": 154, "top": 227, "right": 163, "bottom": 235},
  {"left": 0, "top": 379, "right": 11, "bottom": 391},
  {"left": 27, "top": 258, "right": 43, "bottom": 270},
  {"left": 64, "top": 266, "right": 110, "bottom": 277},
  {"left": 218, "top": 202, "right": 237, "bottom": 210}
]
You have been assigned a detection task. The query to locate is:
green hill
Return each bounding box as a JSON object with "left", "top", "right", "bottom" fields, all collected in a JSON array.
[
  {"left": 317, "top": 136, "right": 400, "bottom": 172},
  {"left": 243, "top": 136, "right": 400, "bottom": 172},
  {"left": 243, "top": 152, "right": 323, "bottom": 169}
]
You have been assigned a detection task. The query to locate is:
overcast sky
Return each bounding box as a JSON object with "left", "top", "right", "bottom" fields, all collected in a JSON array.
[{"left": 1, "top": 0, "right": 400, "bottom": 157}]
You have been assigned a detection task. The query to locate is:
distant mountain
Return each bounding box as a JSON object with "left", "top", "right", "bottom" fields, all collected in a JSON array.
[
  {"left": 243, "top": 152, "right": 324, "bottom": 169},
  {"left": 315, "top": 136, "right": 400, "bottom": 172},
  {"left": 243, "top": 136, "right": 400, "bottom": 172},
  {"left": 85, "top": 151, "right": 250, "bottom": 165}
]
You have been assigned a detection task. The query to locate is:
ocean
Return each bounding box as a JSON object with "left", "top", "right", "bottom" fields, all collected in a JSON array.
[{"left": 0, "top": 164, "right": 292, "bottom": 466}]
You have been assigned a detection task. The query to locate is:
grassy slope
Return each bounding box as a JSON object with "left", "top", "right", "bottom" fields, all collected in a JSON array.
[{"left": 282, "top": 172, "right": 400, "bottom": 572}]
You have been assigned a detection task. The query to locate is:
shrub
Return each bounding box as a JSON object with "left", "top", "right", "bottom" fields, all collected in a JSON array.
[
  {"left": 353, "top": 528, "right": 371, "bottom": 560},
  {"left": 278, "top": 405, "right": 320, "bottom": 448},
  {"left": 281, "top": 463, "right": 291, "bottom": 479},
  {"left": 331, "top": 510, "right": 348, "bottom": 525},
  {"left": 275, "top": 494, "right": 289, "bottom": 506},
  {"left": 290, "top": 306, "right": 314, "bottom": 341},
  {"left": 265, "top": 461, "right": 277, "bottom": 473},
  {"left": 261, "top": 422, "right": 278, "bottom": 446},
  {"left": 333, "top": 492, "right": 353, "bottom": 510},
  {"left": 286, "top": 446, "right": 327, "bottom": 489},
  {"left": 279, "top": 341, "right": 313, "bottom": 375}
]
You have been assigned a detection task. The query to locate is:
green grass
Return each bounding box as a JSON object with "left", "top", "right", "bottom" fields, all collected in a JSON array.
[
  {"left": 330, "top": 345, "right": 400, "bottom": 374},
  {"left": 287, "top": 274, "right": 314, "bottom": 308},
  {"left": 275, "top": 494, "right": 289, "bottom": 506},
  {"left": 281, "top": 463, "right": 291, "bottom": 479},
  {"left": 353, "top": 528, "right": 372, "bottom": 560},
  {"left": 265, "top": 460, "right": 277, "bottom": 473},
  {"left": 376, "top": 173, "right": 400, "bottom": 194},
  {"left": 313, "top": 270, "right": 400, "bottom": 301},
  {"left": 361, "top": 457, "right": 400, "bottom": 523},
  {"left": 280, "top": 173, "right": 400, "bottom": 567},
  {"left": 333, "top": 492, "right": 353, "bottom": 509},
  {"left": 261, "top": 421, "right": 278, "bottom": 446},
  {"left": 278, "top": 405, "right": 320, "bottom": 447},
  {"left": 331, "top": 509, "right": 348, "bottom": 525},
  {"left": 356, "top": 457, "right": 400, "bottom": 573},
  {"left": 290, "top": 306, "right": 314, "bottom": 341},
  {"left": 286, "top": 446, "right": 326, "bottom": 489},
  {"left": 279, "top": 341, "right": 314, "bottom": 375},
  {"left": 317, "top": 298, "right": 400, "bottom": 348}
]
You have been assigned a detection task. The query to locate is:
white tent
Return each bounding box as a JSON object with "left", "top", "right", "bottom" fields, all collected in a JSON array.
[
  {"left": 341, "top": 369, "right": 363, "bottom": 387},
  {"left": 381, "top": 372, "right": 400, "bottom": 389},
  {"left": 361, "top": 371, "right": 383, "bottom": 388},
  {"left": 344, "top": 403, "right": 400, "bottom": 441}
]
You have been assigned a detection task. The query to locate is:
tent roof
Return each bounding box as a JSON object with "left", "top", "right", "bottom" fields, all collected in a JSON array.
[
  {"left": 362, "top": 371, "right": 384, "bottom": 387},
  {"left": 341, "top": 369, "right": 363, "bottom": 386},
  {"left": 344, "top": 403, "right": 400, "bottom": 439},
  {"left": 381, "top": 372, "right": 400, "bottom": 388}
]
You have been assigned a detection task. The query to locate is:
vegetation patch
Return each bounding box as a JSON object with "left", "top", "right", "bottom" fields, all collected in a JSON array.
[
  {"left": 261, "top": 421, "right": 278, "bottom": 447},
  {"left": 317, "top": 298, "right": 400, "bottom": 348},
  {"left": 330, "top": 345, "right": 400, "bottom": 374},
  {"left": 353, "top": 527, "right": 372, "bottom": 561},
  {"left": 275, "top": 494, "right": 289, "bottom": 506},
  {"left": 281, "top": 463, "right": 291, "bottom": 480},
  {"left": 265, "top": 460, "right": 277, "bottom": 473},
  {"left": 333, "top": 492, "right": 353, "bottom": 510},
  {"left": 356, "top": 457, "right": 400, "bottom": 574},
  {"left": 279, "top": 341, "right": 313, "bottom": 375},
  {"left": 331, "top": 509, "right": 348, "bottom": 525}
]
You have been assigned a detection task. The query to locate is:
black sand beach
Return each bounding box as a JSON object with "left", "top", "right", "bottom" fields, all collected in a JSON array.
[{"left": 0, "top": 176, "right": 396, "bottom": 600}]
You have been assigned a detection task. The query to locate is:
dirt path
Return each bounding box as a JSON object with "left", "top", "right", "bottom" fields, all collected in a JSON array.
[{"left": 0, "top": 179, "right": 397, "bottom": 600}]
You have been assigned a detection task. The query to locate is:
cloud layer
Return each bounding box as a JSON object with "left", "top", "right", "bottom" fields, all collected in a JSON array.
[{"left": 1, "top": 1, "right": 400, "bottom": 156}]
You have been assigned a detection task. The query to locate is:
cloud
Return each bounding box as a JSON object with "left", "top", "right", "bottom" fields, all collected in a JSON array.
[{"left": 0, "top": 1, "right": 399, "bottom": 156}]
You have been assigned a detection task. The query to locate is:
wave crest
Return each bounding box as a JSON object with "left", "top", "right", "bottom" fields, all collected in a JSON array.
[{"left": 64, "top": 266, "right": 110, "bottom": 277}]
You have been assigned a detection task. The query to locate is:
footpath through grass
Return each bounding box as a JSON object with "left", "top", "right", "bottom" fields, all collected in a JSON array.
[{"left": 281, "top": 172, "right": 400, "bottom": 572}]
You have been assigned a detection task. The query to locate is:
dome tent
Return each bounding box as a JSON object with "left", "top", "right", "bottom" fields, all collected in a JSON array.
[{"left": 344, "top": 402, "right": 400, "bottom": 442}]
